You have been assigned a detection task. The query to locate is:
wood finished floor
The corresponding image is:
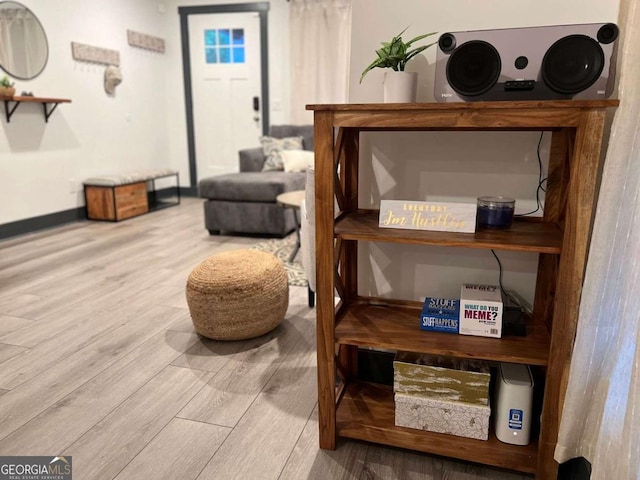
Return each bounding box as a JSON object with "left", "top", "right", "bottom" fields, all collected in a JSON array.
[{"left": 0, "top": 198, "right": 532, "bottom": 480}]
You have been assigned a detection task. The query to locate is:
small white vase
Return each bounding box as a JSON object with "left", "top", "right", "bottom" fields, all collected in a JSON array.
[{"left": 383, "top": 71, "right": 418, "bottom": 103}]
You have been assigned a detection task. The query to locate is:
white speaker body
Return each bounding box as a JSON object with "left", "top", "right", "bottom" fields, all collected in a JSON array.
[
  {"left": 494, "top": 362, "right": 534, "bottom": 446},
  {"left": 434, "top": 23, "right": 619, "bottom": 102}
]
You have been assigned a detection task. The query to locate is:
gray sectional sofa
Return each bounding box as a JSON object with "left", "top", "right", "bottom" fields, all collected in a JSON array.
[{"left": 198, "top": 125, "right": 313, "bottom": 237}]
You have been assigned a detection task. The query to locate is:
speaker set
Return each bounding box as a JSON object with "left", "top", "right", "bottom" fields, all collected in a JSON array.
[{"left": 434, "top": 22, "right": 619, "bottom": 102}]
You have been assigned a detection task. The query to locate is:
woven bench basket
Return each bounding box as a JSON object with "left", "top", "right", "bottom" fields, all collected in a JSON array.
[{"left": 186, "top": 250, "right": 288, "bottom": 340}]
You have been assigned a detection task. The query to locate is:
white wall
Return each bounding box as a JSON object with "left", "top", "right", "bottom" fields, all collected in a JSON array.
[
  {"left": 0, "top": 0, "right": 170, "bottom": 224},
  {"left": 0, "top": 0, "right": 292, "bottom": 226},
  {"left": 350, "top": 0, "right": 620, "bottom": 304}
]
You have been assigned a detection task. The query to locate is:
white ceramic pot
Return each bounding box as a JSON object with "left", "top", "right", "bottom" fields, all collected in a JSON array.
[{"left": 383, "top": 71, "right": 418, "bottom": 103}]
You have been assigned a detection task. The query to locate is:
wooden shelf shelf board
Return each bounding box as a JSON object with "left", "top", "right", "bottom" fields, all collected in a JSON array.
[
  {"left": 335, "top": 300, "right": 550, "bottom": 366},
  {"left": 337, "top": 381, "right": 538, "bottom": 474},
  {"left": 1, "top": 95, "right": 72, "bottom": 123},
  {"left": 336, "top": 212, "right": 562, "bottom": 254}
]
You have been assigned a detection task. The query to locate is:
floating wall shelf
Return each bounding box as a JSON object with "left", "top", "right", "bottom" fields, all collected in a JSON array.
[{"left": 1, "top": 96, "right": 72, "bottom": 123}]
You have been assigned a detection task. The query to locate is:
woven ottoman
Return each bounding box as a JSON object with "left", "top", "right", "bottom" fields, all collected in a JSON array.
[{"left": 186, "top": 250, "right": 289, "bottom": 340}]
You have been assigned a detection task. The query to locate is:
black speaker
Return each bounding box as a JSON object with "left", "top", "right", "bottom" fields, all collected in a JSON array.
[{"left": 434, "top": 23, "right": 619, "bottom": 102}]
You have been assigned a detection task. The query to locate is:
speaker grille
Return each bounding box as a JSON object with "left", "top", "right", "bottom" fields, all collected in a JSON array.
[
  {"left": 446, "top": 41, "right": 501, "bottom": 97},
  {"left": 542, "top": 35, "right": 605, "bottom": 95}
]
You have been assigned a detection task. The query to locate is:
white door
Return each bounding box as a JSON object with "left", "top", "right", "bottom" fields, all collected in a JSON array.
[{"left": 189, "top": 13, "right": 262, "bottom": 179}]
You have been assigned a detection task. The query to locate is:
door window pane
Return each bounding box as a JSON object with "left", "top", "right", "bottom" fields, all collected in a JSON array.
[
  {"left": 218, "top": 29, "right": 230, "bottom": 46},
  {"left": 204, "top": 29, "right": 217, "bottom": 46},
  {"left": 204, "top": 28, "right": 245, "bottom": 64},
  {"left": 219, "top": 47, "right": 231, "bottom": 63},
  {"left": 232, "top": 29, "right": 244, "bottom": 45},
  {"left": 233, "top": 47, "right": 245, "bottom": 63},
  {"left": 205, "top": 48, "right": 217, "bottom": 64}
]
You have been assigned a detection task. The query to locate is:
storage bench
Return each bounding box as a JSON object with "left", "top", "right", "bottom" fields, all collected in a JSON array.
[{"left": 84, "top": 169, "right": 180, "bottom": 221}]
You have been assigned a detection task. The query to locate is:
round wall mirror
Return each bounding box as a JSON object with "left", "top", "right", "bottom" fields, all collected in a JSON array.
[{"left": 0, "top": 1, "right": 48, "bottom": 80}]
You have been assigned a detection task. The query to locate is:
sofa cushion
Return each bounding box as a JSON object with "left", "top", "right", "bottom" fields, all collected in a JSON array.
[
  {"left": 282, "top": 150, "right": 314, "bottom": 172},
  {"left": 199, "top": 171, "right": 305, "bottom": 203},
  {"left": 260, "top": 136, "right": 304, "bottom": 171},
  {"left": 270, "top": 125, "right": 314, "bottom": 152},
  {"left": 203, "top": 200, "right": 297, "bottom": 236}
]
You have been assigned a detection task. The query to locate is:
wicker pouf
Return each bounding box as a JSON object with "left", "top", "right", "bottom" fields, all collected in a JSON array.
[{"left": 186, "top": 249, "right": 289, "bottom": 340}]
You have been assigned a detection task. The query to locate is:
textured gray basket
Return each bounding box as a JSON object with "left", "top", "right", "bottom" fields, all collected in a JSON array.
[{"left": 186, "top": 249, "right": 289, "bottom": 340}]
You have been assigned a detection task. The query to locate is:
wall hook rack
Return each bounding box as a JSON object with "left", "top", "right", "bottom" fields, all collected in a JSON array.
[{"left": 71, "top": 42, "right": 120, "bottom": 66}]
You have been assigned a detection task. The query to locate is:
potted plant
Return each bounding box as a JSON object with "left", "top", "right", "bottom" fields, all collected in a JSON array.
[
  {"left": 0, "top": 75, "right": 16, "bottom": 98},
  {"left": 360, "top": 27, "right": 437, "bottom": 103}
]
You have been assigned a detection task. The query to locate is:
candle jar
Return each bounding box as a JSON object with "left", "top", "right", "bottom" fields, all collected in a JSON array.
[{"left": 477, "top": 196, "right": 515, "bottom": 229}]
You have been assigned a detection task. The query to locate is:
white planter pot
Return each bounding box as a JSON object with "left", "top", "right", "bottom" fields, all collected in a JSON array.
[{"left": 383, "top": 71, "right": 418, "bottom": 103}]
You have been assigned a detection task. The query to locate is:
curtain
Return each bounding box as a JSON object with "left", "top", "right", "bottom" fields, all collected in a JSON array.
[
  {"left": 0, "top": 10, "right": 16, "bottom": 75},
  {"left": 20, "top": 13, "right": 43, "bottom": 79},
  {"left": 289, "top": 0, "right": 352, "bottom": 124},
  {"left": 554, "top": 1, "right": 640, "bottom": 478}
]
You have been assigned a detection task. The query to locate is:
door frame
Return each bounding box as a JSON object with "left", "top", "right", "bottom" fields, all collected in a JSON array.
[{"left": 179, "top": 2, "right": 270, "bottom": 188}]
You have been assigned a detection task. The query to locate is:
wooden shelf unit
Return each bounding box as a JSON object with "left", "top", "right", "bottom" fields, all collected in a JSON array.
[{"left": 307, "top": 100, "right": 619, "bottom": 480}]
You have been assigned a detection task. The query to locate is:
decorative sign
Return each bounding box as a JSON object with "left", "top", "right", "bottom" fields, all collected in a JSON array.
[
  {"left": 379, "top": 200, "right": 477, "bottom": 233},
  {"left": 127, "top": 30, "right": 166, "bottom": 53},
  {"left": 71, "top": 42, "right": 120, "bottom": 66}
]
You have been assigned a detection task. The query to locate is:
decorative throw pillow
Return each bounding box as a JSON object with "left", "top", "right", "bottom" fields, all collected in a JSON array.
[
  {"left": 281, "top": 149, "right": 314, "bottom": 172},
  {"left": 260, "top": 136, "right": 304, "bottom": 171}
]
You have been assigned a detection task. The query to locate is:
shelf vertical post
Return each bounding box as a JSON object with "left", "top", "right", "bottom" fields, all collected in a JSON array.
[
  {"left": 340, "top": 129, "right": 359, "bottom": 299},
  {"left": 314, "top": 110, "right": 338, "bottom": 449},
  {"left": 544, "top": 128, "right": 573, "bottom": 223},
  {"left": 537, "top": 108, "right": 607, "bottom": 479},
  {"left": 534, "top": 128, "right": 573, "bottom": 332},
  {"left": 339, "top": 128, "right": 360, "bottom": 379}
]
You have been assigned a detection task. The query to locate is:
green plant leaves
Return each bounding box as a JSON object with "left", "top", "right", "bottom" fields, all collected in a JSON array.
[
  {"left": 0, "top": 75, "right": 14, "bottom": 88},
  {"left": 404, "top": 42, "right": 437, "bottom": 65},
  {"left": 360, "top": 28, "right": 437, "bottom": 83},
  {"left": 405, "top": 32, "right": 438, "bottom": 47}
]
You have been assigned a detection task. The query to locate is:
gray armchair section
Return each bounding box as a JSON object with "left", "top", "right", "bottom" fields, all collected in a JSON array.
[
  {"left": 300, "top": 167, "right": 316, "bottom": 307},
  {"left": 301, "top": 165, "right": 340, "bottom": 307},
  {"left": 198, "top": 125, "right": 312, "bottom": 237},
  {"left": 239, "top": 148, "right": 266, "bottom": 172}
]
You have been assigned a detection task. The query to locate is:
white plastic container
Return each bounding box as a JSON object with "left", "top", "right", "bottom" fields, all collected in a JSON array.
[{"left": 495, "top": 362, "right": 534, "bottom": 445}]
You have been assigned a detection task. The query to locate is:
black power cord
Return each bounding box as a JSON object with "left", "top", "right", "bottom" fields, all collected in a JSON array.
[
  {"left": 490, "top": 249, "right": 517, "bottom": 305},
  {"left": 491, "top": 249, "right": 528, "bottom": 336},
  {"left": 516, "top": 131, "right": 547, "bottom": 217},
  {"left": 488, "top": 132, "right": 544, "bottom": 335}
]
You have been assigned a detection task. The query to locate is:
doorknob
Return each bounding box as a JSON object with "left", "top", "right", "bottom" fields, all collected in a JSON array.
[{"left": 253, "top": 96, "right": 260, "bottom": 112}]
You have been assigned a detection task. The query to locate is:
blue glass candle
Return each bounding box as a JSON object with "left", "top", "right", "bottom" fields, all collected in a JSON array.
[{"left": 477, "top": 197, "right": 516, "bottom": 229}]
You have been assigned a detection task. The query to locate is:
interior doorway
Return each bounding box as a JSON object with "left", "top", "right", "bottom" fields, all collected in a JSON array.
[{"left": 179, "top": 3, "right": 270, "bottom": 187}]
